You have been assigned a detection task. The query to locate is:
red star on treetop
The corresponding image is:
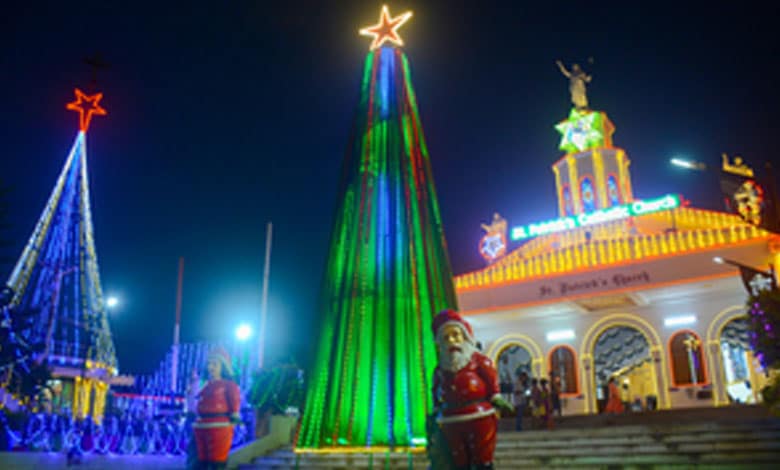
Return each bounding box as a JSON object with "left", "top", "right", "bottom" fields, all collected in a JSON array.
[
  {"left": 359, "top": 5, "right": 413, "bottom": 50},
  {"left": 66, "top": 88, "right": 107, "bottom": 132}
]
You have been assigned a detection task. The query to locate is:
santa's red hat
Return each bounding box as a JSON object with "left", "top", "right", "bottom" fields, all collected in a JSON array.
[
  {"left": 208, "top": 346, "right": 234, "bottom": 378},
  {"left": 432, "top": 309, "right": 475, "bottom": 343}
]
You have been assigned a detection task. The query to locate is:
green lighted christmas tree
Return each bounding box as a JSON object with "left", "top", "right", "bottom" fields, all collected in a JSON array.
[{"left": 297, "top": 7, "right": 457, "bottom": 450}]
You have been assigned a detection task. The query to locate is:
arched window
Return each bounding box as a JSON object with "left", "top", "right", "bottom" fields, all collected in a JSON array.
[
  {"left": 562, "top": 184, "right": 573, "bottom": 216},
  {"left": 669, "top": 330, "right": 707, "bottom": 386},
  {"left": 607, "top": 173, "right": 621, "bottom": 206},
  {"left": 549, "top": 345, "right": 578, "bottom": 395},
  {"left": 580, "top": 176, "right": 597, "bottom": 212}
]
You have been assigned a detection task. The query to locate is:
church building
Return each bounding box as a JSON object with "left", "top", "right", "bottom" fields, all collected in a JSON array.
[{"left": 458, "top": 71, "right": 778, "bottom": 415}]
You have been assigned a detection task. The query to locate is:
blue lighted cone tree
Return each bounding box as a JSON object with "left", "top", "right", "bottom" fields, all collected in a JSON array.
[
  {"left": 5, "top": 89, "right": 117, "bottom": 413},
  {"left": 297, "top": 7, "right": 457, "bottom": 450}
]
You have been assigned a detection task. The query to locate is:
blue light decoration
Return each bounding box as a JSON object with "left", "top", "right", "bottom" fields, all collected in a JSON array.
[
  {"left": 479, "top": 233, "right": 506, "bottom": 263},
  {"left": 562, "top": 184, "right": 573, "bottom": 216},
  {"left": 607, "top": 174, "right": 621, "bottom": 206},
  {"left": 6, "top": 100, "right": 116, "bottom": 378},
  {"left": 0, "top": 408, "right": 254, "bottom": 455},
  {"left": 580, "top": 176, "right": 597, "bottom": 212}
]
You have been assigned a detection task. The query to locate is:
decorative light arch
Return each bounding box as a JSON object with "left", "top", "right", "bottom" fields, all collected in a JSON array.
[
  {"left": 486, "top": 333, "right": 544, "bottom": 378},
  {"left": 706, "top": 305, "right": 747, "bottom": 345},
  {"left": 579, "top": 314, "right": 668, "bottom": 413}
]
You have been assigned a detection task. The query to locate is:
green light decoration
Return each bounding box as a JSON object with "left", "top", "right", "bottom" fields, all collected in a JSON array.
[
  {"left": 555, "top": 108, "right": 615, "bottom": 153},
  {"left": 296, "top": 46, "right": 457, "bottom": 450},
  {"left": 511, "top": 194, "right": 680, "bottom": 240}
]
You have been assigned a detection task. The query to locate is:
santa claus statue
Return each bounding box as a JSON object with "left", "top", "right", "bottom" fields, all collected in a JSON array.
[
  {"left": 192, "top": 347, "right": 241, "bottom": 470},
  {"left": 431, "top": 309, "right": 513, "bottom": 470}
]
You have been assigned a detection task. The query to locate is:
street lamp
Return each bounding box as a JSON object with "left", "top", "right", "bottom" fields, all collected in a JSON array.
[
  {"left": 106, "top": 296, "right": 119, "bottom": 309},
  {"left": 670, "top": 157, "right": 707, "bottom": 171},
  {"left": 235, "top": 323, "right": 253, "bottom": 342}
]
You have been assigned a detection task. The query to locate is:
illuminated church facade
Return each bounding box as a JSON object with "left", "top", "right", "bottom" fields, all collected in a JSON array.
[{"left": 460, "top": 104, "right": 778, "bottom": 415}]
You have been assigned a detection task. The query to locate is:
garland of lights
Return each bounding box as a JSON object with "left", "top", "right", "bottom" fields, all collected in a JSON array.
[{"left": 0, "top": 410, "right": 252, "bottom": 455}]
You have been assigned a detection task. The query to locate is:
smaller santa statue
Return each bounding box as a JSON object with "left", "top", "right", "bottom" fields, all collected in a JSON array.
[
  {"left": 431, "top": 309, "right": 513, "bottom": 470},
  {"left": 192, "top": 347, "right": 241, "bottom": 470}
]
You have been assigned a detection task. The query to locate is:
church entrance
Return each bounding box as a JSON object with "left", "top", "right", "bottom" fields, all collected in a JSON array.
[{"left": 593, "top": 325, "right": 658, "bottom": 413}]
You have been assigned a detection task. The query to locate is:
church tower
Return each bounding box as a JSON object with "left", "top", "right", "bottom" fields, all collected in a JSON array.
[
  {"left": 552, "top": 62, "right": 635, "bottom": 217},
  {"left": 552, "top": 109, "right": 634, "bottom": 217}
]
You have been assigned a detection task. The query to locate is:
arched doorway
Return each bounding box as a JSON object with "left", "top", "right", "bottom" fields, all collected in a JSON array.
[
  {"left": 592, "top": 326, "right": 658, "bottom": 414},
  {"left": 719, "top": 317, "right": 766, "bottom": 404},
  {"left": 486, "top": 334, "right": 544, "bottom": 379},
  {"left": 496, "top": 344, "right": 533, "bottom": 401}
]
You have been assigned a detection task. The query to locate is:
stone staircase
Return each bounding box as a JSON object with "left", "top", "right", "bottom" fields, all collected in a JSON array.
[{"left": 240, "top": 410, "right": 780, "bottom": 469}]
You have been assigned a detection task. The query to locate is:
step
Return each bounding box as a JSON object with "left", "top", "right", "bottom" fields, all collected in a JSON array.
[
  {"left": 500, "top": 420, "right": 780, "bottom": 439},
  {"left": 496, "top": 430, "right": 780, "bottom": 449}
]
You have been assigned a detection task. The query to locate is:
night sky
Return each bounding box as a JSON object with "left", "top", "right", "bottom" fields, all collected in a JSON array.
[{"left": 1, "top": 1, "right": 777, "bottom": 374}]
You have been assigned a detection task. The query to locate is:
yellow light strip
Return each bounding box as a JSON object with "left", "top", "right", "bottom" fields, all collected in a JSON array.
[
  {"left": 294, "top": 446, "right": 426, "bottom": 454},
  {"left": 553, "top": 165, "right": 564, "bottom": 217},
  {"left": 592, "top": 149, "right": 608, "bottom": 208},
  {"left": 455, "top": 213, "right": 767, "bottom": 291},
  {"left": 566, "top": 155, "right": 581, "bottom": 213},
  {"left": 616, "top": 149, "right": 633, "bottom": 202}
]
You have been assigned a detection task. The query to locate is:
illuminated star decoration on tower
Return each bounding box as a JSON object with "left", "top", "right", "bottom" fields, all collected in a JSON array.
[
  {"left": 359, "top": 5, "right": 413, "bottom": 50},
  {"left": 555, "top": 108, "right": 610, "bottom": 153},
  {"left": 66, "top": 88, "right": 107, "bottom": 132}
]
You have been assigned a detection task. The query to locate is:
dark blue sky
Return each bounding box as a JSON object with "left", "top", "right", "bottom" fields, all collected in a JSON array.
[{"left": 1, "top": 1, "right": 777, "bottom": 374}]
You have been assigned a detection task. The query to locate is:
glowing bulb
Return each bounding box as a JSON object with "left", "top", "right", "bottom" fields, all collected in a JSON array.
[
  {"left": 235, "top": 323, "right": 253, "bottom": 341},
  {"left": 106, "top": 296, "right": 119, "bottom": 309},
  {"left": 670, "top": 157, "right": 706, "bottom": 171},
  {"left": 713, "top": 256, "right": 724, "bottom": 264}
]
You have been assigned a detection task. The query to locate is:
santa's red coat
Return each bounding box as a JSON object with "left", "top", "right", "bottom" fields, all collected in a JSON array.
[
  {"left": 193, "top": 379, "right": 241, "bottom": 463},
  {"left": 433, "top": 351, "right": 500, "bottom": 423},
  {"left": 433, "top": 350, "right": 501, "bottom": 467}
]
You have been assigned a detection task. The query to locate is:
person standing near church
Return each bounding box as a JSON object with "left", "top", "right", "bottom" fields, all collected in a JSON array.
[
  {"left": 513, "top": 372, "right": 530, "bottom": 431},
  {"left": 604, "top": 377, "right": 625, "bottom": 415}
]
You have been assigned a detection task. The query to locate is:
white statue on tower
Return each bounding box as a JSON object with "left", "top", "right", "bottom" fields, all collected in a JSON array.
[{"left": 556, "top": 60, "right": 592, "bottom": 111}]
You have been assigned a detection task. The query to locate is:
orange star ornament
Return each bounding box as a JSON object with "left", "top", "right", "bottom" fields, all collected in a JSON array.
[
  {"left": 66, "top": 88, "right": 107, "bottom": 132},
  {"left": 359, "top": 5, "right": 413, "bottom": 50}
]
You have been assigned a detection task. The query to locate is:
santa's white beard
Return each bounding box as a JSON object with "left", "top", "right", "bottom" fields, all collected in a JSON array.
[{"left": 438, "top": 342, "right": 477, "bottom": 372}]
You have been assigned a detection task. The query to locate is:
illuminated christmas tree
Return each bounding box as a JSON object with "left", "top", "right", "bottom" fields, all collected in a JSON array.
[
  {"left": 297, "top": 7, "right": 457, "bottom": 450},
  {"left": 5, "top": 89, "right": 116, "bottom": 418}
]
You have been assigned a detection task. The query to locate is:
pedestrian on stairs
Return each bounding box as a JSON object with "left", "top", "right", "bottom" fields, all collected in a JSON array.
[
  {"left": 513, "top": 372, "right": 530, "bottom": 431},
  {"left": 604, "top": 377, "right": 624, "bottom": 414},
  {"left": 530, "top": 378, "right": 542, "bottom": 429},
  {"left": 540, "top": 378, "right": 554, "bottom": 430}
]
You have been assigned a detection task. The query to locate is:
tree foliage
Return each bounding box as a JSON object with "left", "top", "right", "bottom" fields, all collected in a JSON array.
[{"left": 248, "top": 361, "right": 305, "bottom": 415}]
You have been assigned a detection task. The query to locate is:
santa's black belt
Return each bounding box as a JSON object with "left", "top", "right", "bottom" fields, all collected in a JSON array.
[
  {"left": 441, "top": 399, "right": 490, "bottom": 410},
  {"left": 197, "top": 412, "right": 231, "bottom": 419}
]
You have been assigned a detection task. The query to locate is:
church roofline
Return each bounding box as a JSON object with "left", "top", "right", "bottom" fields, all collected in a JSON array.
[{"left": 457, "top": 208, "right": 774, "bottom": 293}]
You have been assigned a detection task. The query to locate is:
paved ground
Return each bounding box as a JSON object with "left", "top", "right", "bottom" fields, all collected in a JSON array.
[{"left": 0, "top": 452, "right": 185, "bottom": 469}]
